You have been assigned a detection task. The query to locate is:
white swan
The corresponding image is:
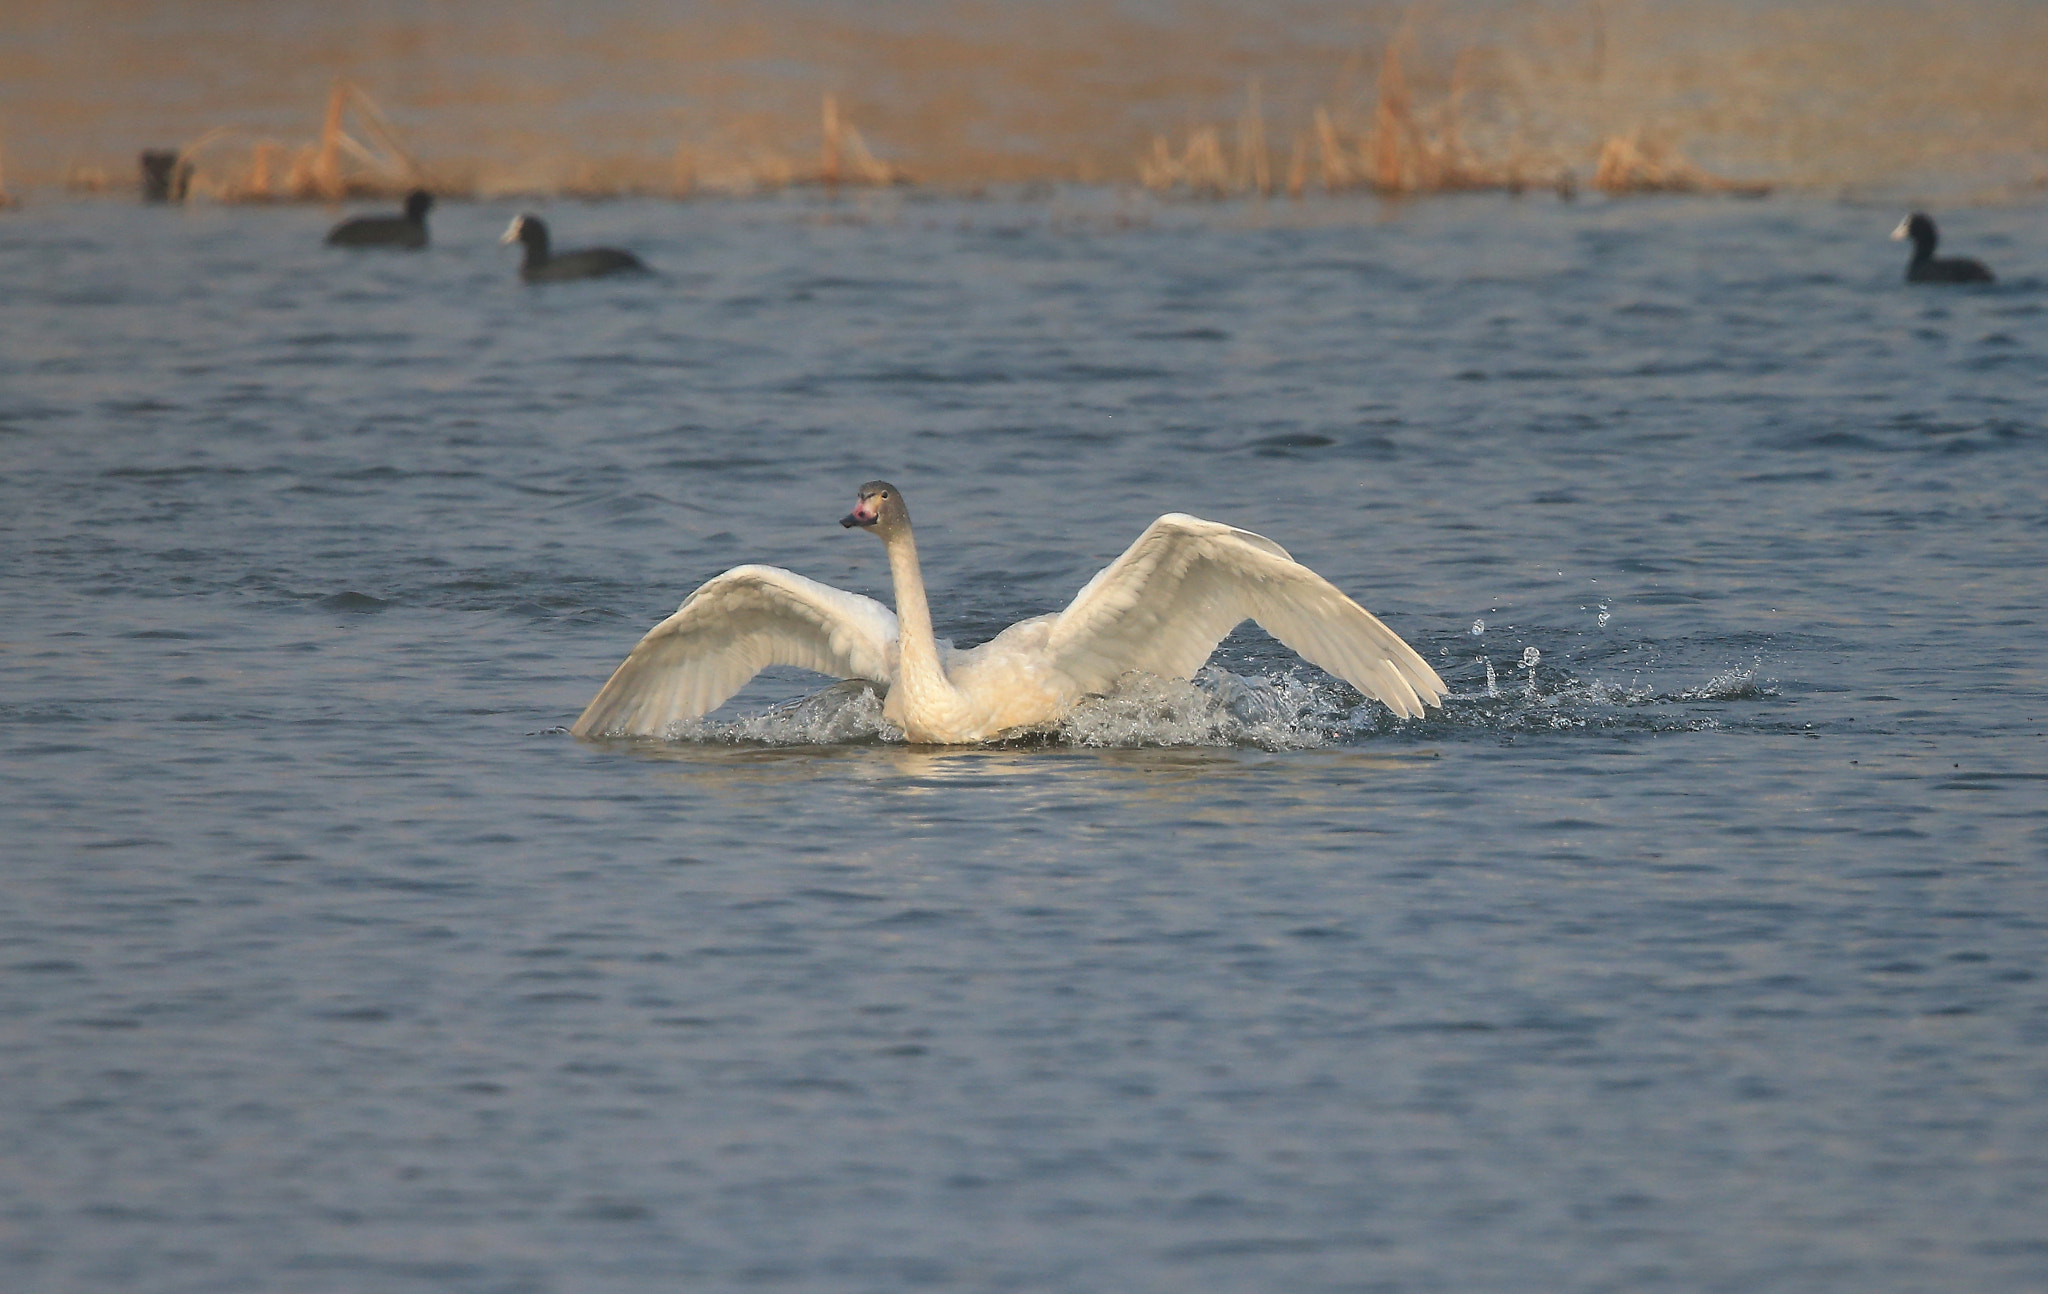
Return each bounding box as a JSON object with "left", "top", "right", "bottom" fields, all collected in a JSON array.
[{"left": 571, "top": 482, "right": 1446, "bottom": 743}]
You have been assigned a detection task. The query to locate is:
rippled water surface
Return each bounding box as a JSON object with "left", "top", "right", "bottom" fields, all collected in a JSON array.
[{"left": 4, "top": 192, "right": 2046, "bottom": 1293}]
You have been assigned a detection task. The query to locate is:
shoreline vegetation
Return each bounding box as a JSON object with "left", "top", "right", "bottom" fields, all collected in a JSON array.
[
  {"left": 18, "top": 2, "right": 2047, "bottom": 208},
  {"left": 67, "top": 72, "right": 1772, "bottom": 207}
]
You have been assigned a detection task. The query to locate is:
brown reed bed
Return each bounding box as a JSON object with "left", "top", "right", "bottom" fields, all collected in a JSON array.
[
  {"left": 168, "top": 80, "right": 907, "bottom": 204},
  {"left": 671, "top": 95, "right": 909, "bottom": 196},
  {"left": 1139, "top": 32, "right": 1585, "bottom": 201},
  {"left": 1139, "top": 33, "right": 1773, "bottom": 202},
  {"left": 31, "top": 1, "right": 2040, "bottom": 207},
  {"left": 1137, "top": 81, "right": 1272, "bottom": 198},
  {"left": 0, "top": 1, "right": 2034, "bottom": 208},
  {"left": 163, "top": 79, "right": 424, "bottom": 203},
  {"left": 1590, "top": 130, "right": 1770, "bottom": 197}
]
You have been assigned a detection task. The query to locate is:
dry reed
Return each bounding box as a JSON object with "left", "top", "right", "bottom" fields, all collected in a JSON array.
[
  {"left": 1136, "top": 10, "right": 1783, "bottom": 202},
  {"left": 176, "top": 82, "right": 906, "bottom": 203},
  {"left": 7, "top": 1, "right": 2046, "bottom": 203},
  {"left": 177, "top": 78, "right": 422, "bottom": 203},
  {"left": 670, "top": 94, "right": 907, "bottom": 195},
  {"left": 1139, "top": 82, "right": 1280, "bottom": 198},
  {"left": 0, "top": 4, "right": 1775, "bottom": 208},
  {"left": 1142, "top": 36, "right": 1573, "bottom": 201},
  {"left": 1590, "top": 130, "right": 1770, "bottom": 196},
  {"left": 815, "top": 94, "right": 909, "bottom": 188}
]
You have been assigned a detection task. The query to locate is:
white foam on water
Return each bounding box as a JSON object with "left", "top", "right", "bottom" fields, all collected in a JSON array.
[{"left": 627, "top": 658, "right": 1780, "bottom": 749}]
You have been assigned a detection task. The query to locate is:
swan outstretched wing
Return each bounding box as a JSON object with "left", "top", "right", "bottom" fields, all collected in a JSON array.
[
  {"left": 1045, "top": 514, "right": 1445, "bottom": 718},
  {"left": 572, "top": 565, "right": 898, "bottom": 737}
]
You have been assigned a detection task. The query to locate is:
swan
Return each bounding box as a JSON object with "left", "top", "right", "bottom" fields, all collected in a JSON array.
[{"left": 571, "top": 482, "right": 1446, "bottom": 743}]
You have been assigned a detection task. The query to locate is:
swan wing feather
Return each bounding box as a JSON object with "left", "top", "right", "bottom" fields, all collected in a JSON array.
[
  {"left": 1046, "top": 514, "right": 1445, "bottom": 717},
  {"left": 572, "top": 564, "right": 897, "bottom": 737}
]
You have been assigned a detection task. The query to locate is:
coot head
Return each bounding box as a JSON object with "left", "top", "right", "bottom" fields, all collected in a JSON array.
[
  {"left": 1891, "top": 212, "right": 1937, "bottom": 254},
  {"left": 501, "top": 213, "right": 548, "bottom": 254},
  {"left": 403, "top": 189, "right": 434, "bottom": 222}
]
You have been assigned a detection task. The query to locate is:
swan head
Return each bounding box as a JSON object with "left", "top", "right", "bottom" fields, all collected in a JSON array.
[{"left": 841, "top": 480, "right": 909, "bottom": 535}]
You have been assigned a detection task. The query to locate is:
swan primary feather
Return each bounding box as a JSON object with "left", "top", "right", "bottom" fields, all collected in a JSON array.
[{"left": 571, "top": 482, "right": 1445, "bottom": 743}]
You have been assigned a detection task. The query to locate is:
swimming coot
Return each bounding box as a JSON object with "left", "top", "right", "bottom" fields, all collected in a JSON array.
[
  {"left": 500, "top": 213, "right": 649, "bottom": 282},
  {"left": 325, "top": 189, "right": 434, "bottom": 249},
  {"left": 1892, "top": 212, "right": 1994, "bottom": 284}
]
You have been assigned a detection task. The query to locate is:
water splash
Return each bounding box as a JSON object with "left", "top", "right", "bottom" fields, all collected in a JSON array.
[
  {"left": 1058, "top": 669, "right": 1348, "bottom": 749},
  {"left": 1430, "top": 653, "right": 1782, "bottom": 736},
  {"left": 645, "top": 669, "right": 1363, "bottom": 750},
  {"left": 1676, "top": 666, "right": 1773, "bottom": 701},
  {"left": 615, "top": 656, "right": 1779, "bottom": 750},
  {"left": 665, "top": 681, "right": 901, "bottom": 745}
]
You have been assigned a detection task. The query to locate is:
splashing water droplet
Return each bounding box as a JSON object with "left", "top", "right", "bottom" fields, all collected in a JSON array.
[
  {"left": 1470, "top": 618, "right": 1486, "bottom": 636},
  {"left": 1597, "top": 605, "right": 1611, "bottom": 627},
  {"left": 1522, "top": 647, "right": 1541, "bottom": 667},
  {"left": 1483, "top": 657, "right": 1498, "bottom": 698}
]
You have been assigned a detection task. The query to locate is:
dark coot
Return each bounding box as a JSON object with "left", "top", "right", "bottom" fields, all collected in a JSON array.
[
  {"left": 325, "top": 189, "right": 434, "bottom": 249},
  {"left": 1892, "top": 212, "right": 1994, "bottom": 284},
  {"left": 500, "top": 213, "right": 649, "bottom": 282}
]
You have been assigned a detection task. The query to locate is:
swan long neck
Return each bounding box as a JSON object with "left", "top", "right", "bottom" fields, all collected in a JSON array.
[{"left": 883, "top": 525, "right": 954, "bottom": 698}]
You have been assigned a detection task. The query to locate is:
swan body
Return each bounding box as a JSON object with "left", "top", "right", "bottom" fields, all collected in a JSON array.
[{"left": 572, "top": 482, "right": 1446, "bottom": 743}]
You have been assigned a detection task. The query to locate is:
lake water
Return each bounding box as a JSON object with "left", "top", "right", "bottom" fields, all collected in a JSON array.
[{"left": 2, "top": 189, "right": 2045, "bottom": 1292}]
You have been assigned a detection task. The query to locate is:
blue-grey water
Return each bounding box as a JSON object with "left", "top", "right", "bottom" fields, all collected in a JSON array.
[{"left": 3, "top": 191, "right": 2045, "bottom": 1293}]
